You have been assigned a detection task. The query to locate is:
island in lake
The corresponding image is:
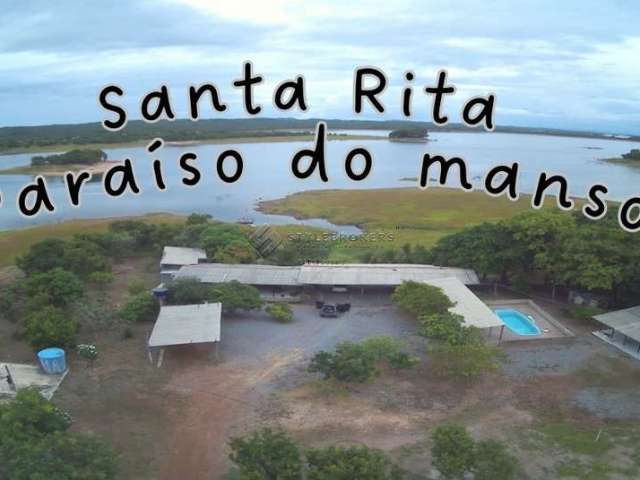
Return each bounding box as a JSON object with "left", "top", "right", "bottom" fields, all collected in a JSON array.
[
  {"left": 600, "top": 148, "right": 640, "bottom": 167},
  {"left": 388, "top": 127, "right": 429, "bottom": 143},
  {"left": 0, "top": 148, "right": 118, "bottom": 176}
]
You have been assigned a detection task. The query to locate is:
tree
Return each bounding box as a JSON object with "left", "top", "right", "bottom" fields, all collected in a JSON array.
[
  {"left": 392, "top": 281, "right": 454, "bottom": 317},
  {"left": 473, "top": 440, "right": 519, "bottom": 480},
  {"left": 199, "top": 224, "right": 249, "bottom": 258},
  {"left": 269, "top": 236, "right": 331, "bottom": 265},
  {"left": 431, "top": 425, "right": 475, "bottom": 479},
  {"left": 24, "top": 306, "right": 78, "bottom": 351},
  {"left": 166, "top": 277, "right": 213, "bottom": 305},
  {"left": 417, "top": 312, "right": 465, "bottom": 344},
  {"left": 306, "top": 445, "right": 404, "bottom": 480},
  {"left": 266, "top": 303, "right": 294, "bottom": 323},
  {"left": 21, "top": 268, "right": 84, "bottom": 308},
  {"left": 308, "top": 342, "right": 377, "bottom": 383},
  {"left": 0, "top": 390, "right": 117, "bottom": 480},
  {"left": 119, "top": 293, "right": 159, "bottom": 323},
  {"left": 214, "top": 239, "right": 257, "bottom": 264},
  {"left": 209, "top": 281, "right": 263, "bottom": 313},
  {"left": 17, "top": 239, "right": 67, "bottom": 274},
  {"left": 229, "top": 428, "right": 302, "bottom": 480}
]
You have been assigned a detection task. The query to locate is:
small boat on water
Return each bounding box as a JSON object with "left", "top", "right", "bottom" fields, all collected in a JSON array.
[{"left": 236, "top": 216, "right": 254, "bottom": 225}]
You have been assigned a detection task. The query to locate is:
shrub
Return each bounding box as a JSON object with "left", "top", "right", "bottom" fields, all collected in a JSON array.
[
  {"left": 431, "top": 425, "right": 475, "bottom": 479},
  {"left": 392, "top": 281, "right": 455, "bottom": 317},
  {"left": 309, "top": 342, "right": 377, "bottom": 383},
  {"left": 119, "top": 293, "right": 159, "bottom": 323},
  {"left": 21, "top": 268, "right": 84, "bottom": 307},
  {"left": 229, "top": 428, "right": 302, "bottom": 480},
  {"left": 76, "top": 344, "right": 98, "bottom": 361},
  {"left": 473, "top": 439, "right": 519, "bottom": 480},
  {"left": 88, "top": 271, "right": 114, "bottom": 285},
  {"left": 209, "top": 281, "right": 263, "bottom": 313},
  {"left": 266, "top": 303, "right": 294, "bottom": 323},
  {"left": 127, "top": 278, "right": 147, "bottom": 295},
  {"left": 361, "top": 336, "right": 418, "bottom": 369},
  {"left": 24, "top": 306, "right": 77, "bottom": 351},
  {"left": 166, "top": 277, "right": 212, "bottom": 305},
  {"left": 430, "top": 342, "right": 505, "bottom": 378},
  {"left": 306, "top": 445, "right": 404, "bottom": 479},
  {"left": 564, "top": 305, "right": 604, "bottom": 321}
]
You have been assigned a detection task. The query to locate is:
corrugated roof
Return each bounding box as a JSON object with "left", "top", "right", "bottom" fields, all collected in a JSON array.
[
  {"left": 148, "top": 303, "right": 221, "bottom": 348},
  {"left": 175, "top": 263, "right": 302, "bottom": 286},
  {"left": 425, "top": 277, "right": 503, "bottom": 329},
  {"left": 594, "top": 306, "right": 640, "bottom": 343},
  {"left": 298, "top": 263, "right": 479, "bottom": 286},
  {"left": 161, "top": 246, "right": 207, "bottom": 267}
]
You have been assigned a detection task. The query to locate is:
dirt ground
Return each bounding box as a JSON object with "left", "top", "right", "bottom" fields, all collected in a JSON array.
[{"left": 4, "top": 268, "right": 640, "bottom": 479}]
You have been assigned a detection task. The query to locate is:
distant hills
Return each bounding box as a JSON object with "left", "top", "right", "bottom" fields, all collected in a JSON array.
[{"left": 0, "top": 118, "right": 637, "bottom": 153}]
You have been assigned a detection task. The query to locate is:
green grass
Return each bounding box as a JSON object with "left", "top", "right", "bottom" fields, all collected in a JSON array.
[{"left": 258, "top": 187, "right": 572, "bottom": 259}]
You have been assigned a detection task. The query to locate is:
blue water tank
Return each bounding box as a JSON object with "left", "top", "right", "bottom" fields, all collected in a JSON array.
[{"left": 37, "top": 348, "right": 67, "bottom": 374}]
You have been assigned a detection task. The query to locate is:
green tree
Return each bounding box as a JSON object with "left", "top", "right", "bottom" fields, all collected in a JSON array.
[
  {"left": 229, "top": 428, "right": 302, "bottom": 480},
  {"left": 214, "top": 239, "right": 257, "bottom": 264},
  {"left": 306, "top": 445, "right": 404, "bottom": 480},
  {"left": 392, "top": 281, "right": 454, "bottom": 317},
  {"left": 21, "top": 268, "right": 84, "bottom": 308},
  {"left": 473, "top": 440, "right": 519, "bottom": 480},
  {"left": 431, "top": 425, "right": 475, "bottom": 479},
  {"left": 166, "top": 277, "right": 213, "bottom": 305},
  {"left": 209, "top": 281, "right": 263, "bottom": 313},
  {"left": 308, "top": 342, "right": 377, "bottom": 383},
  {"left": 266, "top": 303, "right": 294, "bottom": 323},
  {"left": 119, "top": 293, "right": 159, "bottom": 323},
  {"left": 17, "top": 239, "right": 67, "bottom": 274},
  {"left": 417, "top": 312, "right": 465, "bottom": 344},
  {"left": 24, "top": 306, "right": 78, "bottom": 351}
]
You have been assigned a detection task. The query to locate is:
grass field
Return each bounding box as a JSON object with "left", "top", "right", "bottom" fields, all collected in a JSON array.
[{"left": 258, "top": 186, "right": 564, "bottom": 259}]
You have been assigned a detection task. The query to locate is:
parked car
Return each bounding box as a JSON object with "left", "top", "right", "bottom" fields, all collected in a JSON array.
[
  {"left": 320, "top": 303, "right": 338, "bottom": 318},
  {"left": 336, "top": 303, "right": 351, "bottom": 313},
  {"left": 315, "top": 300, "right": 325, "bottom": 309}
]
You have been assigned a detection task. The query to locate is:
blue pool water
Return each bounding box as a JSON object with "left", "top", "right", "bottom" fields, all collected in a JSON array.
[{"left": 494, "top": 308, "right": 541, "bottom": 336}]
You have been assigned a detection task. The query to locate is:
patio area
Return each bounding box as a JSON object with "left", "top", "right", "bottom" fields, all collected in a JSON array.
[{"left": 484, "top": 299, "right": 574, "bottom": 342}]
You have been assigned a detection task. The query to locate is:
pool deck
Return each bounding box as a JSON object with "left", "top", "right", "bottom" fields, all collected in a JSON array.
[{"left": 485, "top": 299, "right": 573, "bottom": 342}]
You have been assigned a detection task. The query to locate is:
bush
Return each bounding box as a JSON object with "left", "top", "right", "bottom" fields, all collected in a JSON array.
[
  {"left": 24, "top": 306, "right": 77, "bottom": 351},
  {"left": 21, "top": 268, "right": 84, "bottom": 308},
  {"left": 266, "top": 303, "right": 294, "bottom": 323},
  {"left": 127, "top": 278, "right": 147, "bottom": 295},
  {"left": 166, "top": 277, "right": 212, "bottom": 305},
  {"left": 88, "top": 271, "right": 114, "bottom": 285},
  {"left": 565, "top": 305, "right": 604, "bottom": 321},
  {"left": 309, "top": 342, "right": 377, "bottom": 383},
  {"left": 392, "top": 281, "right": 455, "bottom": 317},
  {"left": 229, "top": 428, "right": 302, "bottom": 480},
  {"left": 431, "top": 425, "right": 475, "bottom": 479},
  {"left": 361, "top": 336, "right": 418, "bottom": 369},
  {"left": 119, "top": 293, "right": 159, "bottom": 323},
  {"left": 306, "top": 445, "right": 404, "bottom": 479},
  {"left": 473, "top": 439, "right": 519, "bottom": 480},
  {"left": 76, "top": 344, "right": 98, "bottom": 361},
  {"left": 430, "top": 342, "right": 505, "bottom": 378},
  {"left": 209, "top": 281, "right": 263, "bottom": 313},
  {"left": 0, "top": 390, "right": 118, "bottom": 480}
]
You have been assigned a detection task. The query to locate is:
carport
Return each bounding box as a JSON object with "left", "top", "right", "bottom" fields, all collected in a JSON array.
[
  {"left": 593, "top": 306, "right": 640, "bottom": 361},
  {"left": 148, "top": 303, "right": 221, "bottom": 367}
]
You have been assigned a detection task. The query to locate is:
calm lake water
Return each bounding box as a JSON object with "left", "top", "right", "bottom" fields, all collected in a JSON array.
[{"left": 0, "top": 131, "right": 638, "bottom": 231}]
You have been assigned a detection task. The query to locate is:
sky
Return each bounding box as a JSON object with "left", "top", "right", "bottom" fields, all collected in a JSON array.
[{"left": 1, "top": 0, "right": 639, "bottom": 134}]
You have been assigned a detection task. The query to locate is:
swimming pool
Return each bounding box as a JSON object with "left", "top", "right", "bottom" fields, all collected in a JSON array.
[{"left": 494, "top": 308, "right": 541, "bottom": 336}]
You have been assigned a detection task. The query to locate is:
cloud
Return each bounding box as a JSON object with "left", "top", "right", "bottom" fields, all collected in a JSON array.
[{"left": 0, "top": 0, "right": 638, "bottom": 133}]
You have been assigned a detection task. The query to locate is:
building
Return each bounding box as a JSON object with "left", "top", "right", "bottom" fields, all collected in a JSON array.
[
  {"left": 160, "top": 246, "right": 207, "bottom": 280},
  {"left": 148, "top": 303, "right": 222, "bottom": 366},
  {"left": 593, "top": 306, "right": 640, "bottom": 361},
  {"left": 171, "top": 262, "right": 503, "bottom": 334}
]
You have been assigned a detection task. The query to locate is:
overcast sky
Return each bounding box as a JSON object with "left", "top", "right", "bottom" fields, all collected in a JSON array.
[{"left": 2, "top": 0, "right": 639, "bottom": 133}]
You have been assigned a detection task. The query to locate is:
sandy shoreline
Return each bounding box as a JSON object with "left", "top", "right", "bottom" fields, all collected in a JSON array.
[{"left": 0, "top": 160, "right": 119, "bottom": 177}]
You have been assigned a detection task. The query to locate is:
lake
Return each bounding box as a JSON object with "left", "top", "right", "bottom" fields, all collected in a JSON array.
[{"left": 0, "top": 131, "right": 638, "bottom": 231}]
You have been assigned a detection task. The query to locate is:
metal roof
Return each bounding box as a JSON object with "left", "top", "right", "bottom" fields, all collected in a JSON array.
[
  {"left": 594, "top": 306, "right": 640, "bottom": 343},
  {"left": 161, "top": 246, "right": 207, "bottom": 267},
  {"left": 148, "top": 303, "right": 221, "bottom": 348},
  {"left": 298, "top": 263, "right": 479, "bottom": 286},
  {"left": 174, "top": 263, "right": 302, "bottom": 286},
  {"left": 424, "top": 277, "right": 503, "bottom": 329}
]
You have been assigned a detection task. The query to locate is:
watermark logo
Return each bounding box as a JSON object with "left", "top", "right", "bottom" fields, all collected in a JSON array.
[{"left": 248, "top": 225, "right": 283, "bottom": 258}]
